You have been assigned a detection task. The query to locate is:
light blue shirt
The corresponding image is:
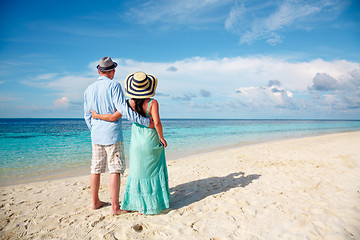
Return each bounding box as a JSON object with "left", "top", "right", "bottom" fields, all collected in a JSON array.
[{"left": 84, "top": 76, "right": 150, "bottom": 145}]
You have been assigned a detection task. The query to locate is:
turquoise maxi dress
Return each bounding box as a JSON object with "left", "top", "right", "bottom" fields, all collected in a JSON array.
[{"left": 121, "top": 99, "right": 170, "bottom": 215}]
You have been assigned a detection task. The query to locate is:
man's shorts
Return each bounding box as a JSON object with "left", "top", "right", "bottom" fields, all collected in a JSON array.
[{"left": 91, "top": 141, "right": 125, "bottom": 175}]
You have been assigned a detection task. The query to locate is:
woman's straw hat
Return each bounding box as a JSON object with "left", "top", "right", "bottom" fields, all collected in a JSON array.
[{"left": 124, "top": 72, "right": 158, "bottom": 99}]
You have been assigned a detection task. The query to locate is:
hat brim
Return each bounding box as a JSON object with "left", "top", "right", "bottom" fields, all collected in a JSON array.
[
  {"left": 125, "top": 73, "right": 158, "bottom": 99},
  {"left": 97, "top": 62, "right": 118, "bottom": 71}
]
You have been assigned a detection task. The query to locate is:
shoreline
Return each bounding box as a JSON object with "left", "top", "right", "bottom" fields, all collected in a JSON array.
[
  {"left": 1, "top": 130, "right": 359, "bottom": 187},
  {"left": 1, "top": 131, "right": 359, "bottom": 239}
]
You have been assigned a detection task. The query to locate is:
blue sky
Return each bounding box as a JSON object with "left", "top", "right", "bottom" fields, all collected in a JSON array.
[{"left": 0, "top": 0, "right": 359, "bottom": 119}]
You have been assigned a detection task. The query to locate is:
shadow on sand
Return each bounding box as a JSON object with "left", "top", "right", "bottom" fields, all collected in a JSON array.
[{"left": 169, "top": 172, "right": 261, "bottom": 210}]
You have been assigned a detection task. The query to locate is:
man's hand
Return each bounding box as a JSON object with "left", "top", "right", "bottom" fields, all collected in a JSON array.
[
  {"left": 90, "top": 110, "right": 99, "bottom": 119},
  {"left": 148, "top": 118, "right": 155, "bottom": 129}
]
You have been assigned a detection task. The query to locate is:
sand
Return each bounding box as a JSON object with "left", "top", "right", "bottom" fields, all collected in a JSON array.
[{"left": 1, "top": 131, "right": 359, "bottom": 240}]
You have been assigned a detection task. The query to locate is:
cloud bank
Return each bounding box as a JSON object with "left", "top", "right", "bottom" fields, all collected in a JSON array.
[
  {"left": 21, "top": 56, "right": 359, "bottom": 118},
  {"left": 308, "top": 69, "right": 360, "bottom": 111}
]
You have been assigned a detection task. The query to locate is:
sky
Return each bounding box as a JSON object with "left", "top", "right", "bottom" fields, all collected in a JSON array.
[{"left": 0, "top": 0, "right": 359, "bottom": 119}]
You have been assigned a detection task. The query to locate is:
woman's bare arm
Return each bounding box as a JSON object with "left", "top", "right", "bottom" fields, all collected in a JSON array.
[
  {"left": 91, "top": 110, "right": 122, "bottom": 122},
  {"left": 149, "top": 100, "right": 167, "bottom": 147}
]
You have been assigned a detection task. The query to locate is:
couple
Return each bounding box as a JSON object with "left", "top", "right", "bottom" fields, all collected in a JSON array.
[{"left": 84, "top": 57, "right": 170, "bottom": 215}]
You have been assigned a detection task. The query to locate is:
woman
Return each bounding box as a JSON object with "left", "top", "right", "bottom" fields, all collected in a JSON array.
[{"left": 91, "top": 72, "right": 170, "bottom": 215}]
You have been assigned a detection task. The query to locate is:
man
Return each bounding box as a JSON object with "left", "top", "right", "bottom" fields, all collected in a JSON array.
[{"left": 84, "top": 57, "right": 152, "bottom": 215}]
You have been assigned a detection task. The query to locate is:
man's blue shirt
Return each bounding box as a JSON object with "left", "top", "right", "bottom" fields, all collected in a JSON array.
[{"left": 84, "top": 76, "right": 150, "bottom": 145}]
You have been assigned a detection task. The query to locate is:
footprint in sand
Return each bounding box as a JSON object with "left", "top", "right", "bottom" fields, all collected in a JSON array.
[{"left": 90, "top": 216, "right": 105, "bottom": 227}]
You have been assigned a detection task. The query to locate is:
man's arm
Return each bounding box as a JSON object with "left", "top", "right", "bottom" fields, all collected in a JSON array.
[
  {"left": 84, "top": 94, "right": 92, "bottom": 131},
  {"left": 112, "top": 83, "right": 150, "bottom": 127}
]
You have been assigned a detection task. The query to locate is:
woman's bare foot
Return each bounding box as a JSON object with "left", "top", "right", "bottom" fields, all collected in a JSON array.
[
  {"left": 91, "top": 201, "right": 110, "bottom": 210},
  {"left": 137, "top": 212, "right": 143, "bottom": 215},
  {"left": 111, "top": 209, "right": 128, "bottom": 215}
]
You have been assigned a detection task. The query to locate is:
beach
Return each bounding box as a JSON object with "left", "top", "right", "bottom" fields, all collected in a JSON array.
[{"left": 1, "top": 131, "right": 359, "bottom": 239}]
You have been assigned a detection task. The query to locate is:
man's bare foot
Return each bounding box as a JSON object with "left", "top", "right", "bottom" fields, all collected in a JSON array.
[
  {"left": 91, "top": 201, "right": 110, "bottom": 210},
  {"left": 137, "top": 212, "right": 143, "bottom": 215},
  {"left": 111, "top": 209, "right": 128, "bottom": 215}
]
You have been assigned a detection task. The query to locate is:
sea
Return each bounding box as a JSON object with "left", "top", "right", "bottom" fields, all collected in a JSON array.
[{"left": 1, "top": 118, "right": 360, "bottom": 186}]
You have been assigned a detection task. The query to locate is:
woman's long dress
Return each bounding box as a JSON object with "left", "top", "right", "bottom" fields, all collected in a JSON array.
[{"left": 121, "top": 99, "right": 170, "bottom": 215}]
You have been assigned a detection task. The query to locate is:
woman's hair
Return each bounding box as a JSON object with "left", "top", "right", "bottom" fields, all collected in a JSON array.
[{"left": 132, "top": 99, "right": 146, "bottom": 117}]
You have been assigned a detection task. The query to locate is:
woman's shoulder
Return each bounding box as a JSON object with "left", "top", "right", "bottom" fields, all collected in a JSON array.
[{"left": 149, "top": 98, "right": 159, "bottom": 107}]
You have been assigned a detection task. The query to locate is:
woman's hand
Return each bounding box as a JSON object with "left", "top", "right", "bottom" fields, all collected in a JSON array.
[
  {"left": 160, "top": 138, "right": 167, "bottom": 148},
  {"left": 91, "top": 110, "right": 99, "bottom": 119}
]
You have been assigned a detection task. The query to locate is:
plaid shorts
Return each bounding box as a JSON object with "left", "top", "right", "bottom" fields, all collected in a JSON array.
[{"left": 91, "top": 141, "right": 125, "bottom": 175}]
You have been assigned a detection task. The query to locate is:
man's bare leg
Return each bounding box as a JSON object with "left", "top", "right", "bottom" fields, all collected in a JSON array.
[
  {"left": 109, "top": 173, "right": 127, "bottom": 215},
  {"left": 90, "top": 174, "right": 108, "bottom": 209}
]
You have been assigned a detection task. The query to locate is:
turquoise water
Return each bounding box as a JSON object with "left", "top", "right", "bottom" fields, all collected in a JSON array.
[{"left": 1, "top": 118, "right": 360, "bottom": 185}]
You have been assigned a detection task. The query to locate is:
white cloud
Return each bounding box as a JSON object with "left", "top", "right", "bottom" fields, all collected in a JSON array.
[
  {"left": 54, "top": 96, "right": 69, "bottom": 108},
  {"left": 308, "top": 73, "right": 338, "bottom": 91},
  {"left": 236, "top": 81, "right": 297, "bottom": 109},
  {"left": 225, "top": 2, "right": 246, "bottom": 32},
  {"left": 309, "top": 69, "right": 360, "bottom": 110},
  {"left": 225, "top": 0, "right": 347, "bottom": 45},
  {"left": 22, "top": 74, "right": 95, "bottom": 104},
  {"left": 34, "top": 73, "right": 58, "bottom": 80},
  {"left": 125, "top": 0, "right": 231, "bottom": 26}
]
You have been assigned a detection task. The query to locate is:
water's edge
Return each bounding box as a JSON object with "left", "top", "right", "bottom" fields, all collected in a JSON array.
[{"left": 1, "top": 130, "right": 358, "bottom": 187}]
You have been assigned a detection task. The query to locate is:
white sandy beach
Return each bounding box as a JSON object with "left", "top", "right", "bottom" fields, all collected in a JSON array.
[{"left": 1, "top": 131, "right": 359, "bottom": 240}]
